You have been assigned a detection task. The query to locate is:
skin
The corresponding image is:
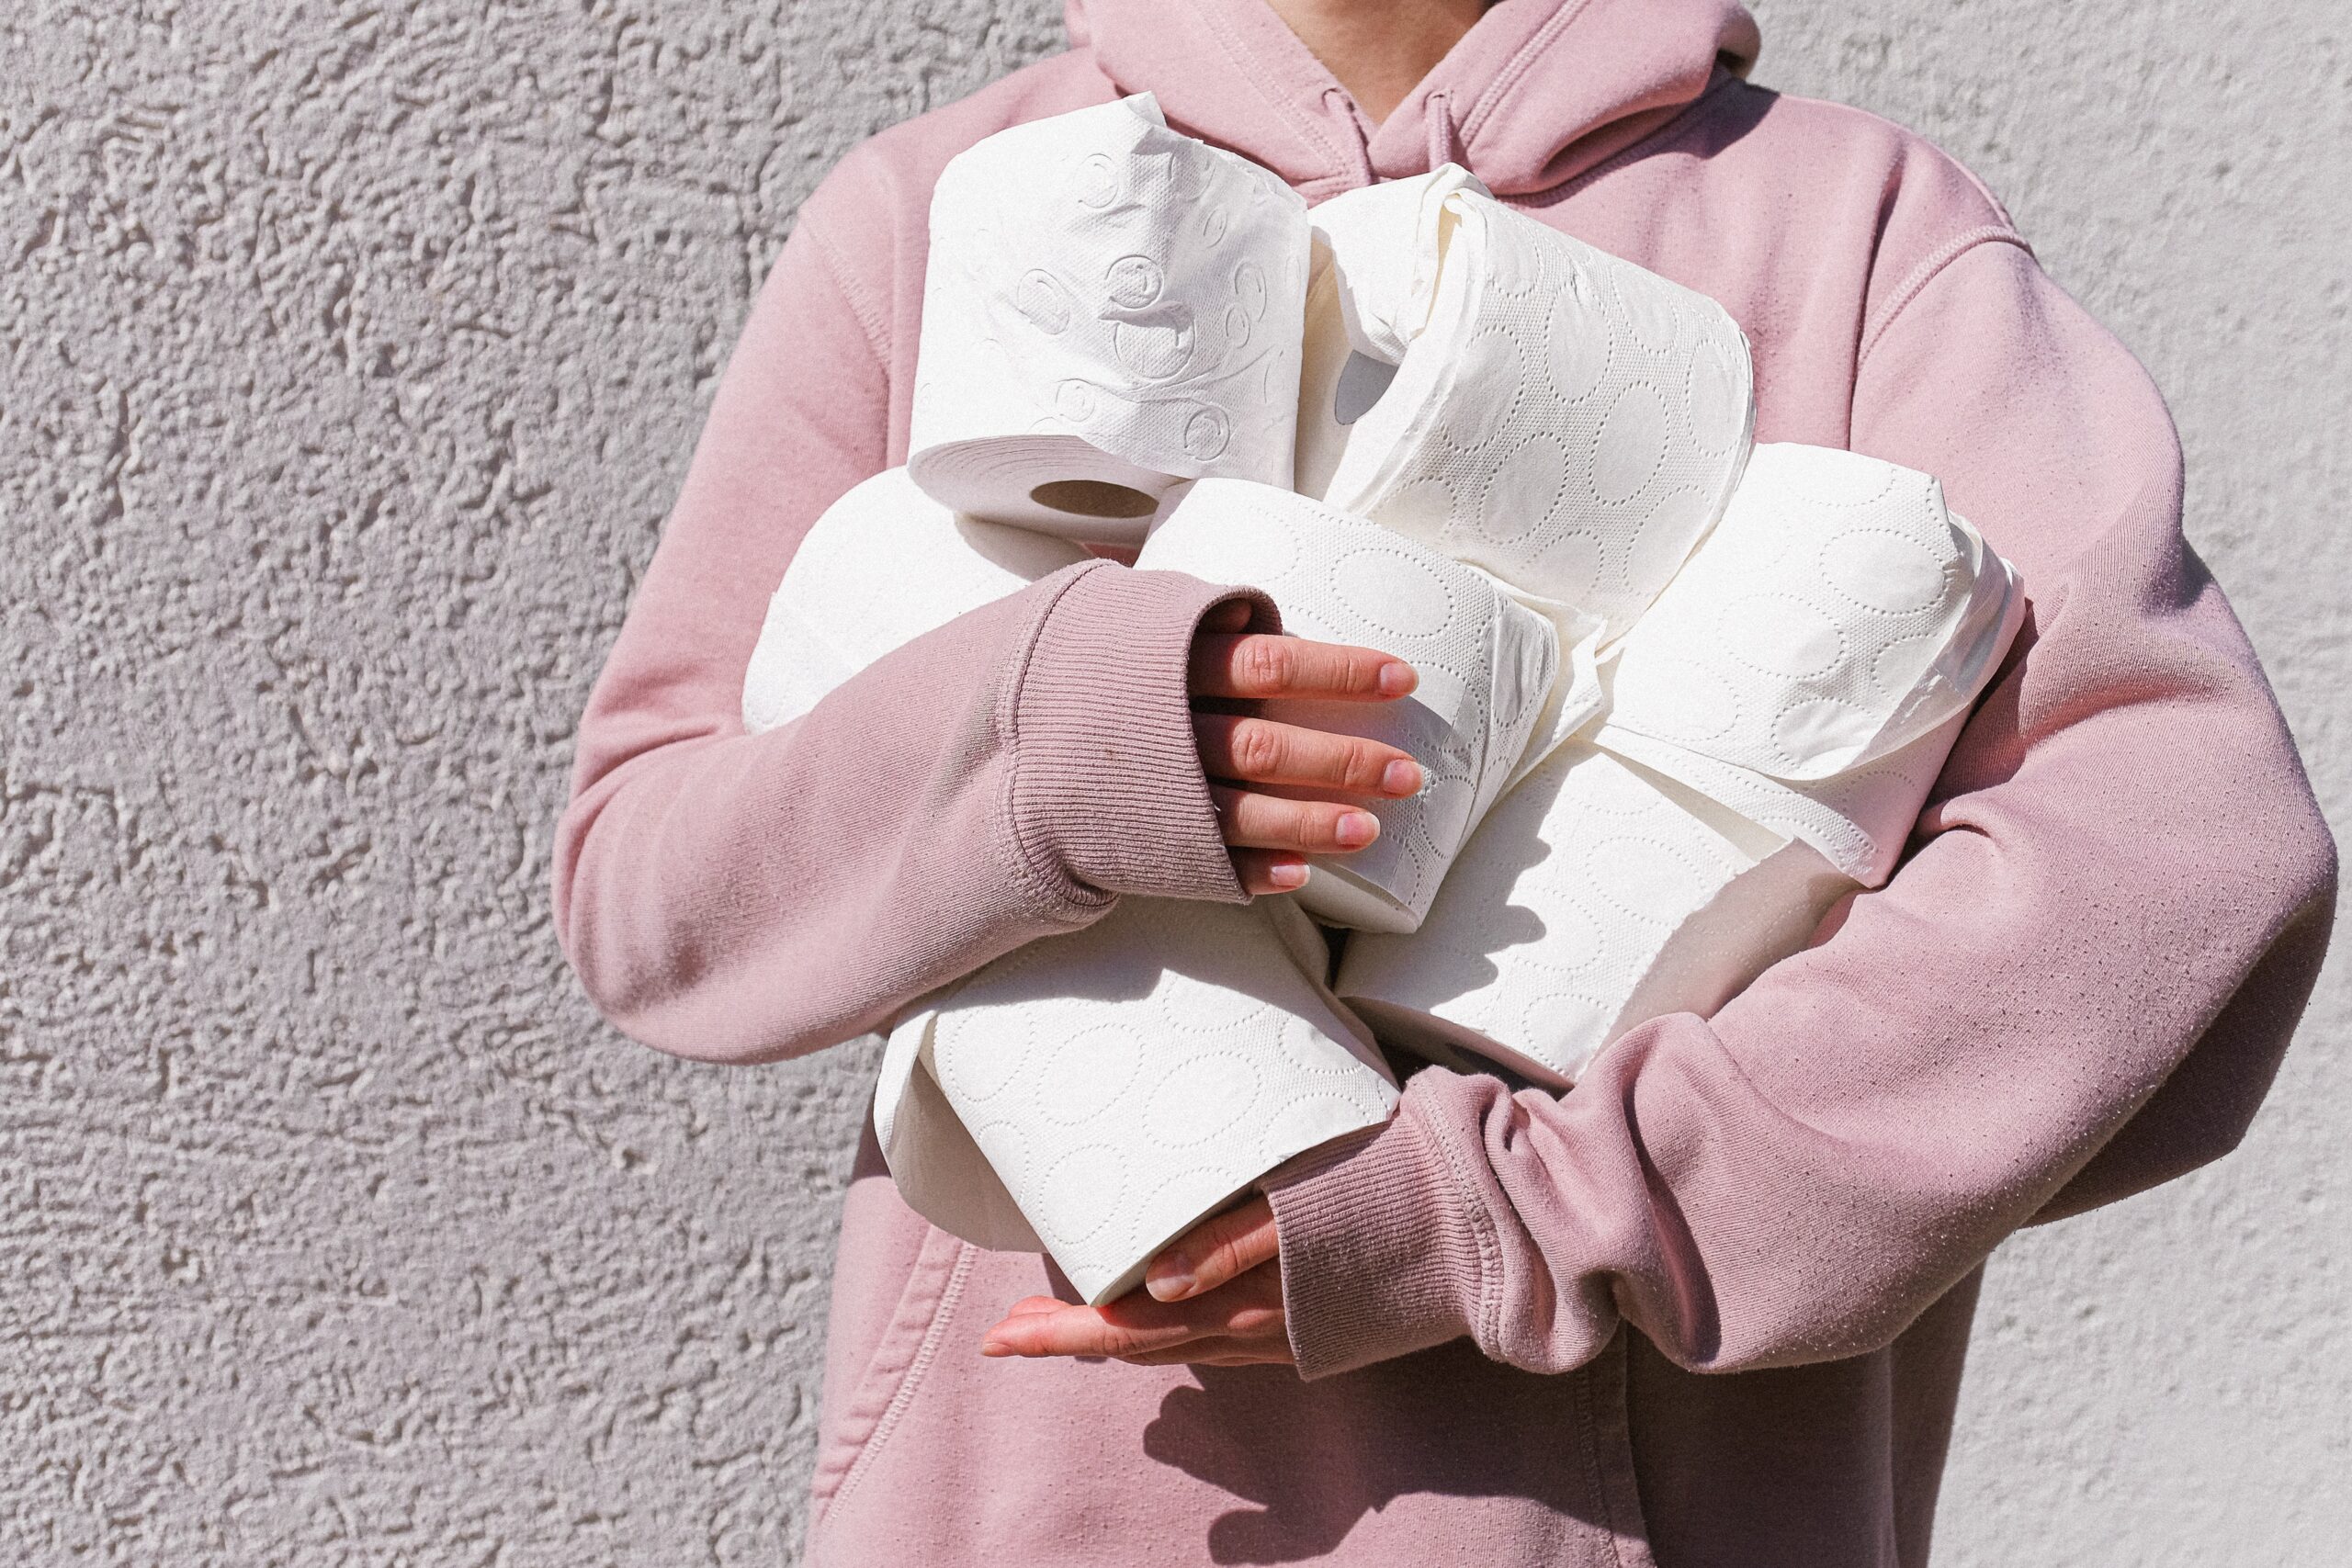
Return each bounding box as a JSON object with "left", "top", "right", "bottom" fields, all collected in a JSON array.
[
  {"left": 1192, "top": 597, "right": 1423, "bottom": 897},
  {"left": 1263, "top": 0, "right": 1491, "bottom": 124},
  {"left": 986, "top": 1, "right": 1495, "bottom": 1369}
]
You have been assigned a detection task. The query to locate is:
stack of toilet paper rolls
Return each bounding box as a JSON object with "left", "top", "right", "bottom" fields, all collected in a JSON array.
[{"left": 739, "top": 95, "right": 2023, "bottom": 1297}]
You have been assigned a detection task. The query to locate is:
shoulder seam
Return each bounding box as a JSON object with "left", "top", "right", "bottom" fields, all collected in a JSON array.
[
  {"left": 798, "top": 209, "right": 895, "bottom": 374},
  {"left": 1859, "top": 225, "right": 2036, "bottom": 367}
]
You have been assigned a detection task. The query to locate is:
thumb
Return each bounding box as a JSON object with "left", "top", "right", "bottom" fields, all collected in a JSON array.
[{"left": 1144, "top": 1196, "right": 1280, "bottom": 1303}]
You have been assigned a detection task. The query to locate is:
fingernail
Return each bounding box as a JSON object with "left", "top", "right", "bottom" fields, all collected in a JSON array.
[
  {"left": 1336, "top": 811, "right": 1380, "bottom": 848},
  {"left": 1376, "top": 661, "right": 1418, "bottom": 697},
  {"left": 1381, "top": 759, "right": 1423, "bottom": 795},
  {"left": 1267, "top": 861, "right": 1308, "bottom": 890},
  {"left": 980, "top": 1337, "right": 1010, "bottom": 1357},
  {"left": 1146, "top": 1268, "right": 1195, "bottom": 1303}
]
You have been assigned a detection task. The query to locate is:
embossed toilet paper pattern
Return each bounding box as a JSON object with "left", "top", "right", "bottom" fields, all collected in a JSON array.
[
  {"left": 887, "top": 895, "right": 1396, "bottom": 1304},
  {"left": 1301, "top": 171, "right": 1756, "bottom": 652},
  {"left": 1600, "top": 444, "right": 2023, "bottom": 784},
  {"left": 910, "top": 96, "right": 1312, "bottom": 541},
  {"left": 1338, "top": 446, "right": 2024, "bottom": 1082}
]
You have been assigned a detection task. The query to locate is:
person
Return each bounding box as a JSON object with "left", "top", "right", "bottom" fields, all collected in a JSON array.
[{"left": 550, "top": 1, "right": 2336, "bottom": 1562}]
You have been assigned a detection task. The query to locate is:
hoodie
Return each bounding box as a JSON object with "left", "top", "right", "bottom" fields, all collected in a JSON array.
[{"left": 550, "top": 2, "right": 2336, "bottom": 1563}]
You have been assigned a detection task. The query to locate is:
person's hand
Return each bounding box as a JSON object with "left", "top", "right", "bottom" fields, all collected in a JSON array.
[
  {"left": 979, "top": 1197, "right": 1292, "bottom": 1367},
  {"left": 1191, "top": 599, "right": 1421, "bottom": 896}
]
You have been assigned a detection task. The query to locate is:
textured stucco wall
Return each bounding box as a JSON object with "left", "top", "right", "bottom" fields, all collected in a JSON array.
[{"left": 1, "top": 2, "right": 2342, "bottom": 1563}]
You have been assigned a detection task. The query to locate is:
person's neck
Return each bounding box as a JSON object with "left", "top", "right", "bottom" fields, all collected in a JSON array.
[{"left": 1263, "top": 0, "right": 1489, "bottom": 126}]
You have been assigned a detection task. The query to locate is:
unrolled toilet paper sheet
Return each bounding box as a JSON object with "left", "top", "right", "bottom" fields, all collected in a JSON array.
[
  {"left": 741, "top": 467, "right": 1398, "bottom": 1305},
  {"left": 909, "top": 94, "right": 1312, "bottom": 546},
  {"left": 1136, "top": 479, "right": 1559, "bottom": 934}
]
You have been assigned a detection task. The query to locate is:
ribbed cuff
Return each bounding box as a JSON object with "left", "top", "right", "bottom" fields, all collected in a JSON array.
[
  {"left": 1006, "top": 561, "right": 1278, "bottom": 906},
  {"left": 1260, "top": 1105, "right": 1487, "bottom": 1381}
]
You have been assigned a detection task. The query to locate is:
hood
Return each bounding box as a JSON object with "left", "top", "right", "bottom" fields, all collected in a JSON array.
[{"left": 1066, "top": 0, "right": 1759, "bottom": 198}]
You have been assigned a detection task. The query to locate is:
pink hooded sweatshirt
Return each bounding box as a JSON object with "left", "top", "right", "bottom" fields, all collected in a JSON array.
[{"left": 552, "top": 2, "right": 2337, "bottom": 1563}]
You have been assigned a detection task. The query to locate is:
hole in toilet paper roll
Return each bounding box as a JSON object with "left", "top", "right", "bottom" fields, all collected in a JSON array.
[
  {"left": 1029, "top": 480, "right": 1161, "bottom": 520},
  {"left": 1333, "top": 351, "right": 1399, "bottom": 426}
]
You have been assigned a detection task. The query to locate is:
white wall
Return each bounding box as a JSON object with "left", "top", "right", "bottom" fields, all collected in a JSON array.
[
  {"left": 1, "top": 1, "right": 2340, "bottom": 1562},
  {"left": 1751, "top": 5, "right": 2352, "bottom": 1560}
]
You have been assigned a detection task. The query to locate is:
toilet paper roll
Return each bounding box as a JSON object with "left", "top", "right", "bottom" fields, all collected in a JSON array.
[
  {"left": 880, "top": 893, "right": 1396, "bottom": 1304},
  {"left": 741, "top": 468, "right": 1089, "bottom": 734},
  {"left": 1595, "top": 707, "right": 1973, "bottom": 888},
  {"left": 1296, "top": 167, "right": 1756, "bottom": 683},
  {"left": 741, "top": 466, "right": 1398, "bottom": 1305},
  {"left": 908, "top": 95, "right": 1313, "bottom": 546},
  {"left": 1337, "top": 742, "right": 1855, "bottom": 1087},
  {"left": 1599, "top": 445, "right": 2024, "bottom": 783},
  {"left": 1136, "top": 479, "right": 1559, "bottom": 933},
  {"left": 1593, "top": 444, "right": 2026, "bottom": 881}
]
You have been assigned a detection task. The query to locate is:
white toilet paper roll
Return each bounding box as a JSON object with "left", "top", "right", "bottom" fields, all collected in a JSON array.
[
  {"left": 741, "top": 468, "right": 1089, "bottom": 734},
  {"left": 908, "top": 95, "right": 1313, "bottom": 546},
  {"left": 1136, "top": 479, "right": 1560, "bottom": 934},
  {"left": 880, "top": 893, "right": 1396, "bottom": 1304},
  {"left": 1600, "top": 444, "right": 2023, "bottom": 783},
  {"left": 1595, "top": 706, "right": 1973, "bottom": 888},
  {"left": 741, "top": 466, "right": 1398, "bottom": 1305},
  {"left": 1593, "top": 444, "right": 2026, "bottom": 881},
  {"left": 1337, "top": 446, "right": 2025, "bottom": 1084},
  {"left": 1337, "top": 743, "right": 1854, "bottom": 1087},
  {"left": 1296, "top": 168, "right": 1756, "bottom": 679}
]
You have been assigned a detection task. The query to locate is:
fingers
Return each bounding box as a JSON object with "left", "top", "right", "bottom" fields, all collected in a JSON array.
[
  {"left": 981, "top": 1302, "right": 1181, "bottom": 1360},
  {"left": 1194, "top": 713, "right": 1423, "bottom": 798},
  {"left": 1111, "top": 1342, "right": 1295, "bottom": 1368},
  {"left": 1196, "top": 598, "right": 1255, "bottom": 636},
  {"left": 1213, "top": 785, "right": 1381, "bottom": 856},
  {"left": 1229, "top": 849, "right": 1310, "bottom": 896},
  {"left": 1145, "top": 1196, "right": 1279, "bottom": 1303},
  {"left": 979, "top": 1263, "right": 1289, "bottom": 1362},
  {"left": 1192, "top": 632, "right": 1417, "bottom": 704}
]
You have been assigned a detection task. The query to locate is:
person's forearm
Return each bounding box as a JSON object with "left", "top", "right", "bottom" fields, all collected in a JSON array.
[
  {"left": 557, "top": 558, "right": 1273, "bottom": 1063},
  {"left": 1260, "top": 235, "right": 2335, "bottom": 1382},
  {"left": 549, "top": 181, "right": 1265, "bottom": 1063}
]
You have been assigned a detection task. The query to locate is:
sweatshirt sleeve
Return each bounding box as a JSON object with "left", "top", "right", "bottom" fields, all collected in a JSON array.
[
  {"left": 551, "top": 178, "right": 1266, "bottom": 1066},
  {"left": 1261, "top": 234, "right": 2337, "bottom": 1381}
]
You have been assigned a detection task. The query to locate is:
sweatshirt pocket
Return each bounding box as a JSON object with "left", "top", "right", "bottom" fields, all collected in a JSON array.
[{"left": 807, "top": 1222, "right": 976, "bottom": 1529}]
